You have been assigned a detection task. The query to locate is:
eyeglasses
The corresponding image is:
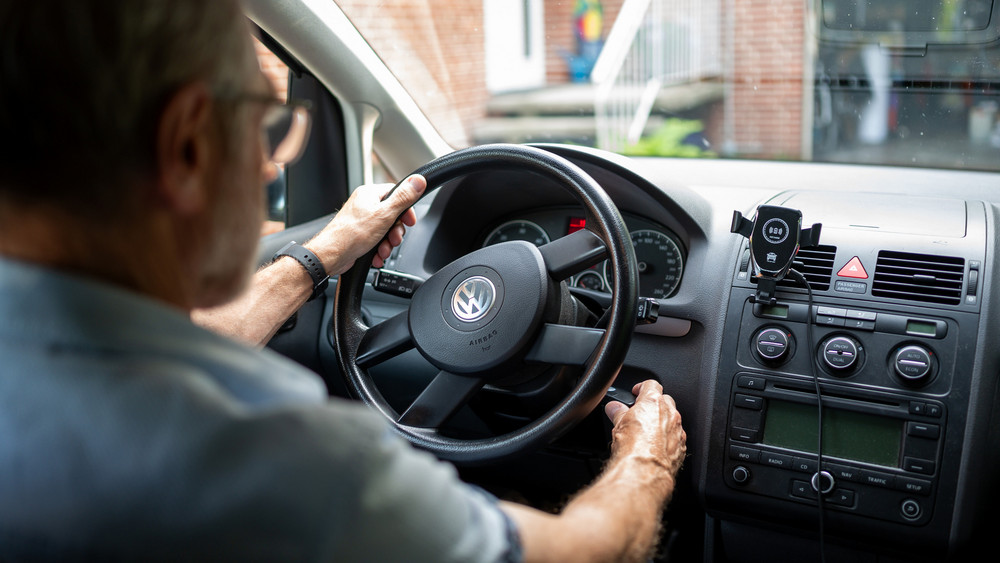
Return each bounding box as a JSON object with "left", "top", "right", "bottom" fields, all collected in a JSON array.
[
  {"left": 220, "top": 94, "right": 313, "bottom": 166},
  {"left": 261, "top": 99, "right": 312, "bottom": 166}
]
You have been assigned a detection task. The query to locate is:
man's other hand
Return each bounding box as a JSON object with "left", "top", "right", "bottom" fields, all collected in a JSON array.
[{"left": 604, "top": 379, "right": 686, "bottom": 484}]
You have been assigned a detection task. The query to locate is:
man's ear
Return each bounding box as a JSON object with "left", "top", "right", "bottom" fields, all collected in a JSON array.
[{"left": 154, "top": 82, "right": 214, "bottom": 215}]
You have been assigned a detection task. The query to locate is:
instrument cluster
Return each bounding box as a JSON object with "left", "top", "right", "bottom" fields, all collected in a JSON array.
[{"left": 481, "top": 209, "right": 685, "bottom": 299}]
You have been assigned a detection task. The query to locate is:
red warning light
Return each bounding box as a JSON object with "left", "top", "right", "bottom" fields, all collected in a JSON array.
[
  {"left": 568, "top": 217, "right": 586, "bottom": 234},
  {"left": 837, "top": 256, "right": 869, "bottom": 279}
]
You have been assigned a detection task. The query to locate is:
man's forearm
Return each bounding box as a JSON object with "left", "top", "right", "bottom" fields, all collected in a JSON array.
[
  {"left": 502, "top": 451, "right": 676, "bottom": 563},
  {"left": 191, "top": 256, "right": 312, "bottom": 346}
]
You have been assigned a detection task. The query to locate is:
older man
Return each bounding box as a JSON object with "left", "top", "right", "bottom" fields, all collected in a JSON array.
[{"left": 0, "top": 1, "right": 686, "bottom": 562}]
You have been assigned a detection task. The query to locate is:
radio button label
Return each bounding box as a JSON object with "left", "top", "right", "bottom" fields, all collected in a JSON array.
[
  {"left": 729, "top": 445, "right": 759, "bottom": 463},
  {"left": 896, "top": 476, "right": 933, "bottom": 496},
  {"left": 762, "top": 452, "right": 794, "bottom": 468},
  {"left": 861, "top": 469, "right": 895, "bottom": 489},
  {"left": 792, "top": 456, "right": 818, "bottom": 473},
  {"left": 826, "top": 463, "right": 862, "bottom": 483}
]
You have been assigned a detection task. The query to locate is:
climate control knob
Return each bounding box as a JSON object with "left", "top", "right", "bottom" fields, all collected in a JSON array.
[
  {"left": 754, "top": 327, "right": 793, "bottom": 363},
  {"left": 821, "top": 336, "right": 862, "bottom": 373},
  {"left": 893, "top": 345, "right": 934, "bottom": 385}
]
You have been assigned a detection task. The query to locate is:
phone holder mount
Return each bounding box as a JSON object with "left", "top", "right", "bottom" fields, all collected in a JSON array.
[{"left": 731, "top": 205, "right": 822, "bottom": 305}]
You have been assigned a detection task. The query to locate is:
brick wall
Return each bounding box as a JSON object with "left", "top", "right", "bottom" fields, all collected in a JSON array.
[
  {"left": 254, "top": 37, "right": 289, "bottom": 102},
  {"left": 726, "top": 0, "right": 806, "bottom": 159},
  {"left": 335, "top": 0, "right": 487, "bottom": 147}
]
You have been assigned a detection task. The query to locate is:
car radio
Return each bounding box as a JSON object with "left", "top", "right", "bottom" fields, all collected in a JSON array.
[{"left": 724, "top": 371, "right": 944, "bottom": 526}]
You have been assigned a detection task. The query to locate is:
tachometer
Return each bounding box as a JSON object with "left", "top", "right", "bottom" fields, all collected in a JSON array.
[
  {"left": 483, "top": 220, "right": 550, "bottom": 247},
  {"left": 573, "top": 269, "right": 606, "bottom": 291},
  {"left": 607, "top": 229, "right": 684, "bottom": 298}
]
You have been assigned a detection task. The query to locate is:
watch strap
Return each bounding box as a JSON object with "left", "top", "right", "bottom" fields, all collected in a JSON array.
[{"left": 273, "top": 241, "right": 330, "bottom": 301}]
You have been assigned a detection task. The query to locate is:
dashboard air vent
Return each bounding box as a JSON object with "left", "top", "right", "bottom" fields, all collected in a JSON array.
[
  {"left": 786, "top": 245, "right": 837, "bottom": 291},
  {"left": 749, "top": 245, "right": 837, "bottom": 291},
  {"left": 872, "top": 251, "right": 964, "bottom": 305}
]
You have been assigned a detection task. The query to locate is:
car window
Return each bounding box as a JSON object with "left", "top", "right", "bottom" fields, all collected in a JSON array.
[
  {"left": 254, "top": 36, "right": 290, "bottom": 235},
  {"left": 335, "top": 0, "right": 1000, "bottom": 172}
]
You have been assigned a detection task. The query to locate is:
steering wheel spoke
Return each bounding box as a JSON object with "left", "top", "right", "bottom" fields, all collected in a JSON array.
[
  {"left": 524, "top": 323, "right": 605, "bottom": 366},
  {"left": 538, "top": 229, "right": 608, "bottom": 281},
  {"left": 356, "top": 310, "right": 414, "bottom": 369},
  {"left": 398, "top": 371, "right": 485, "bottom": 428}
]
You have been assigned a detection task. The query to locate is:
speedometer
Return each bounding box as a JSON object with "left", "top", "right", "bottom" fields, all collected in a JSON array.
[
  {"left": 483, "top": 220, "right": 550, "bottom": 247},
  {"left": 607, "top": 229, "right": 684, "bottom": 298}
]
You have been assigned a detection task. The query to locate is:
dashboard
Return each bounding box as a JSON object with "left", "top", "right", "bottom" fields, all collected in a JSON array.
[{"left": 269, "top": 144, "right": 1000, "bottom": 562}]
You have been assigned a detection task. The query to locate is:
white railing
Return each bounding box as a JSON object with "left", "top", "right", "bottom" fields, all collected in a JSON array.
[{"left": 593, "top": 0, "right": 722, "bottom": 153}]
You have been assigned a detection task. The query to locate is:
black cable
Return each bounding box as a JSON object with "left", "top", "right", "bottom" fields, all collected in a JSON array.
[{"left": 789, "top": 267, "right": 826, "bottom": 563}]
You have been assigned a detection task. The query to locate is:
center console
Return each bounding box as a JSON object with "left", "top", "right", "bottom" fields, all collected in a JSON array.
[{"left": 703, "top": 194, "right": 986, "bottom": 560}]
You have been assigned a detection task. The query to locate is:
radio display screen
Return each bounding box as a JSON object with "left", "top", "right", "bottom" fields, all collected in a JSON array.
[{"left": 762, "top": 400, "right": 902, "bottom": 468}]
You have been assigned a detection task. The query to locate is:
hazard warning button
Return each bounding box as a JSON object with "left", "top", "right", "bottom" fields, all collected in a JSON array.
[{"left": 837, "top": 256, "right": 868, "bottom": 279}]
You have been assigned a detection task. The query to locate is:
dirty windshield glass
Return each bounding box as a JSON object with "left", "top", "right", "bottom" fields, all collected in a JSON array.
[{"left": 335, "top": 0, "right": 1000, "bottom": 171}]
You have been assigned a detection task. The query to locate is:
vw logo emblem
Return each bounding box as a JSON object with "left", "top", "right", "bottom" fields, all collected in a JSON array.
[{"left": 451, "top": 276, "right": 496, "bottom": 322}]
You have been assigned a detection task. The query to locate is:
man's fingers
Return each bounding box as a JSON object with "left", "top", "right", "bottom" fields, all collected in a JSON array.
[
  {"left": 400, "top": 207, "right": 417, "bottom": 227},
  {"left": 383, "top": 174, "right": 427, "bottom": 209},
  {"left": 632, "top": 379, "right": 664, "bottom": 401},
  {"left": 605, "top": 401, "right": 629, "bottom": 425}
]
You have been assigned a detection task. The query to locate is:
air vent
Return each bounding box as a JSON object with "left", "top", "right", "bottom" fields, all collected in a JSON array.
[
  {"left": 750, "top": 245, "right": 837, "bottom": 291},
  {"left": 872, "top": 251, "right": 965, "bottom": 305}
]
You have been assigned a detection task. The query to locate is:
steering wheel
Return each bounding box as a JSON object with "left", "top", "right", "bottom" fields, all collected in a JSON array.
[{"left": 332, "top": 144, "right": 638, "bottom": 464}]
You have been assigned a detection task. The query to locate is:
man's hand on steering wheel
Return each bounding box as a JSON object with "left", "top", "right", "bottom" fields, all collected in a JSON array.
[{"left": 304, "top": 174, "right": 427, "bottom": 277}]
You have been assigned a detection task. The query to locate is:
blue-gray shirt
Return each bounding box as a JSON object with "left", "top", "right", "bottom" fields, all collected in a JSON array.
[{"left": 0, "top": 258, "right": 520, "bottom": 562}]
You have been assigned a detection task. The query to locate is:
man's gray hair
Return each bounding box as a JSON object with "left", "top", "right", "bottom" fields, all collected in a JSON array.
[{"left": 0, "top": 0, "right": 252, "bottom": 212}]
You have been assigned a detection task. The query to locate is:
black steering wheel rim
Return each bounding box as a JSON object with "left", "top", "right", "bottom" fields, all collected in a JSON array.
[{"left": 332, "top": 144, "right": 637, "bottom": 465}]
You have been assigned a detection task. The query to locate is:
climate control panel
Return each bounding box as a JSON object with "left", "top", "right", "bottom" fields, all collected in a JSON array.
[{"left": 738, "top": 299, "right": 956, "bottom": 393}]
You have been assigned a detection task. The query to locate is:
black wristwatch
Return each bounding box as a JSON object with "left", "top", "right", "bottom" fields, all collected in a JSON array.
[{"left": 273, "top": 241, "right": 330, "bottom": 301}]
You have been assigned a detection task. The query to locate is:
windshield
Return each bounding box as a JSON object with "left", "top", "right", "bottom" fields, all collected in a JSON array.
[{"left": 335, "top": 0, "right": 1000, "bottom": 172}]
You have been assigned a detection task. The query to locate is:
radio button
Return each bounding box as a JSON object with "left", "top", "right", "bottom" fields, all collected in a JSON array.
[
  {"left": 903, "top": 457, "right": 936, "bottom": 475},
  {"left": 730, "top": 427, "right": 759, "bottom": 443},
  {"left": 729, "top": 445, "right": 760, "bottom": 463},
  {"left": 792, "top": 456, "right": 818, "bottom": 473},
  {"left": 860, "top": 469, "right": 895, "bottom": 489},
  {"left": 734, "top": 393, "right": 764, "bottom": 410},
  {"left": 762, "top": 452, "right": 794, "bottom": 469},
  {"left": 896, "top": 476, "right": 933, "bottom": 496},
  {"left": 811, "top": 471, "right": 835, "bottom": 494},
  {"left": 906, "top": 421, "right": 940, "bottom": 439},
  {"left": 901, "top": 499, "right": 922, "bottom": 521},
  {"left": 827, "top": 488, "right": 856, "bottom": 507},
  {"left": 791, "top": 480, "right": 815, "bottom": 499},
  {"left": 737, "top": 375, "right": 766, "bottom": 390},
  {"left": 826, "top": 463, "right": 862, "bottom": 483},
  {"left": 732, "top": 466, "right": 752, "bottom": 485}
]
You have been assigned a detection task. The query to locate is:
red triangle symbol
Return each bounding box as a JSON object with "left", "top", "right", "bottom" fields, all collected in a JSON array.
[{"left": 837, "top": 256, "right": 868, "bottom": 279}]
